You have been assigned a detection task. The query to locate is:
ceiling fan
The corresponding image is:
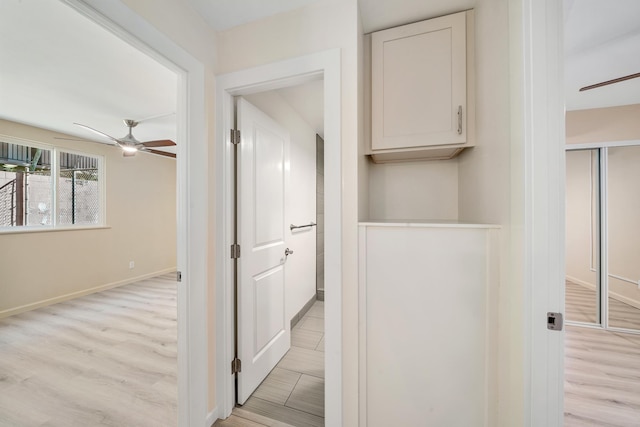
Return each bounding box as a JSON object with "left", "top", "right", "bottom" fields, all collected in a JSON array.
[
  {"left": 579, "top": 72, "right": 640, "bottom": 92},
  {"left": 58, "top": 118, "right": 176, "bottom": 158}
]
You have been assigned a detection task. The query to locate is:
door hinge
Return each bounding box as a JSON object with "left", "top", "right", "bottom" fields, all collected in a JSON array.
[
  {"left": 231, "top": 129, "right": 241, "bottom": 145},
  {"left": 231, "top": 243, "right": 241, "bottom": 259},
  {"left": 547, "top": 312, "right": 563, "bottom": 331},
  {"left": 231, "top": 358, "right": 242, "bottom": 374},
  {"left": 176, "top": 271, "right": 182, "bottom": 282}
]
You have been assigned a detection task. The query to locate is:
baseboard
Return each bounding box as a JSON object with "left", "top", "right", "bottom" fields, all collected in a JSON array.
[
  {"left": 566, "top": 275, "right": 640, "bottom": 310},
  {"left": 609, "top": 291, "right": 640, "bottom": 311},
  {"left": 316, "top": 288, "right": 325, "bottom": 301},
  {"left": 566, "top": 275, "right": 596, "bottom": 291},
  {"left": 0, "top": 267, "right": 176, "bottom": 319},
  {"left": 290, "top": 295, "right": 318, "bottom": 329},
  {"left": 206, "top": 407, "right": 219, "bottom": 427}
]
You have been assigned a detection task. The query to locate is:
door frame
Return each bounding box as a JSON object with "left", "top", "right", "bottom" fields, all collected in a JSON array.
[
  {"left": 62, "top": 1, "right": 209, "bottom": 425},
  {"left": 215, "top": 49, "right": 342, "bottom": 425},
  {"left": 516, "top": 0, "right": 565, "bottom": 425}
]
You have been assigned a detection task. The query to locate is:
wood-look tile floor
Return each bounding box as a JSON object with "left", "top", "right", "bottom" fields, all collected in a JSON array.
[
  {"left": 216, "top": 301, "right": 324, "bottom": 427},
  {"left": 0, "top": 274, "right": 177, "bottom": 427},
  {"left": 565, "top": 280, "right": 640, "bottom": 426}
]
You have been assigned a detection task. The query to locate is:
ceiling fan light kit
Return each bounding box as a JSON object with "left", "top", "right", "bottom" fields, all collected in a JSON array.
[{"left": 70, "top": 118, "right": 176, "bottom": 158}]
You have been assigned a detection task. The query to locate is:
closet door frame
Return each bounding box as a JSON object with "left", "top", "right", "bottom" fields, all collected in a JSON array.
[{"left": 567, "top": 139, "right": 640, "bottom": 335}]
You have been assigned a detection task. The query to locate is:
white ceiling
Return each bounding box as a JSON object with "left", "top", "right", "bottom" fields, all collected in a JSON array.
[
  {"left": 564, "top": 0, "right": 640, "bottom": 111},
  {"left": 0, "top": 0, "right": 178, "bottom": 155},
  {"left": 277, "top": 79, "right": 324, "bottom": 138},
  {"left": 189, "top": 0, "right": 319, "bottom": 31},
  {"left": 1, "top": 0, "right": 637, "bottom": 151}
]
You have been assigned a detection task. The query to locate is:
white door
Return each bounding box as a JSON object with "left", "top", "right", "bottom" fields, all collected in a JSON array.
[{"left": 237, "top": 97, "right": 291, "bottom": 404}]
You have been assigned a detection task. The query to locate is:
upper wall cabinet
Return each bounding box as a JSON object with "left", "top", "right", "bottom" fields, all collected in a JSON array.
[{"left": 369, "top": 11, "right": 475, "bottom": 163}]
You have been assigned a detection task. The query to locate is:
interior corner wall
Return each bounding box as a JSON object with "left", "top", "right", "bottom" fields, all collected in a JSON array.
[
  {"left": 243, "top": 91, "right": 317, "bottom": 323},
  {"left": 357, "top": 11, "right": 369, "bottom": 222},
  {"left": 216, "top": 1, "right": 360, "bottom": 424},
  {"left": 454, "top": 0, "right": 511, "bottom": 426},
  {"left": 457, "top": 0, "right": 511, "bottom": 225},
  {"left": 566, "top": 104, "right": 640, "bottom": 144},
  {"left": 0, "top": 119, "right": 176, "bottom": 316}
]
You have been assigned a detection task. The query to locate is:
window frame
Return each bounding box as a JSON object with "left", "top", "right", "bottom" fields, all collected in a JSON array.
[{"left": 0, "top": 134, "right": 106, "bottom": 232}]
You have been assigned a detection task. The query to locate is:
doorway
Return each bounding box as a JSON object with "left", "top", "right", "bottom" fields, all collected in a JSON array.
[
  {"left": 231, "top": 85, "right": 325, "bottom": 424},
  {"left": 62, "top": 1, "right": 210, "bottom": 424},
  {"left": 215, "top": 50, "right": 341, "bottom": 425}
]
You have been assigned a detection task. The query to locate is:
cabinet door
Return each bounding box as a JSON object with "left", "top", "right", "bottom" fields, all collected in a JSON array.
[{"left": 372, "top": 12, "right": 467, "bottom": 151}]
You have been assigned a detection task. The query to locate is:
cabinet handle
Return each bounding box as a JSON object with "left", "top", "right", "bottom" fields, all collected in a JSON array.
[{"left": 457, "top": 105, "right": 463, "bottom": 135}]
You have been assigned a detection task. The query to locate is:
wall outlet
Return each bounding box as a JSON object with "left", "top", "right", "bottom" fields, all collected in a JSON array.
[{"left": 129, "top": 261, "right": 135, "bottom": 269}]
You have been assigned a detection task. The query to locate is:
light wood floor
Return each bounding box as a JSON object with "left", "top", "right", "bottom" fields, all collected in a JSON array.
[
  {"left": 216, "top": 301, "right": 325, "bottom": 427},
  {"left": 566, "top": 280, "right": 640, "bottom": 329},
  {"left": 0, "top": 274, "right": 177, "bottom": 427},
  {"left": 565, "top": 280, "right": 640, "bottom": 425}
]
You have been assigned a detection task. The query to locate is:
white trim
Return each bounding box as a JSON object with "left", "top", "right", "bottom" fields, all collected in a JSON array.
[
  {"left": 357, "top": 226, "right": 367, "bottom": 427},
  {"left": 600, "top": 148, "right": 609, "bottom": 328},
  {"left": 62, "top": 1, "right": 208, "bottom": 426},
  {"left": 206, "top": 407, "right": 219, "bottom": 427},
  {"left": 609, "top": 273, "right": 639, "bottom": 288},
  {"left": 566, "top": 139, "right": 640, "bottom": 151},
  {"left": 519, "top": 0, "right": 565, "bottom": 425},
  {"left": 215, "top": 49, "right": 342, "bottom": 425},
  {"left": 0, "top": 225, "right": 111, "bottom": 235},
  {"left": 0, "top": 268, "right": 176, "bottom": 319},
  {"left": 566, "top": 275, "right": 596, "bottom": 291}
]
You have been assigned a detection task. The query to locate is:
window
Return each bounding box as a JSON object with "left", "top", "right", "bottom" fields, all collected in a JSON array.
[
  {"left": 0, "top": 139, "right": 103, "bottom": 230},
  {"left": 58, "top": 152, "right": 101, "bottom": 226}
]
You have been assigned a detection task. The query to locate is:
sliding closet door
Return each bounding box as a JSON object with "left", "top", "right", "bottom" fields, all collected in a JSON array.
[
  {"left": 565, "top": 149, "right": 601, "bottom": 325},
  {"left": 607, "top": 146, "right": 640, "bottom": 330}
]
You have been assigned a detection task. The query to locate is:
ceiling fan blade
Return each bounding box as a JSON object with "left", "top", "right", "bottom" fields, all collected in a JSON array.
[
  {"left": 73, "top": 123, "right": 120, "bottom": 144},
  {"left": 579, "top": 72, "right": 640, "bottom": 92},
  {"left": 145, "top": 148, "right": 176, "bottom": 158},
  {"left": 142, "top": 139, "right": 176, "bottom": 147}
]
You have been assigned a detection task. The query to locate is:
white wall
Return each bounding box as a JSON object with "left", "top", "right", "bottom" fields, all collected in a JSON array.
[
  {"left": 368, "top": 160, "right": 459, "bottom": 220},
  {"left": 0, "top": 119, "right": 176, "bottom": 316},
  {"left": 243, "top": 91, "right": 317, "bottom": 322},
  {"left": 117, "top": 0, "right": 220, "bottom": 412},
  {"left": 566, "top": 104, "right": 640, "bottom": 145}
]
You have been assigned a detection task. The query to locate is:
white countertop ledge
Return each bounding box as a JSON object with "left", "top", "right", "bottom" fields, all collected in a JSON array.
[{"left": 359, "top": 220, "right": 501, "bottom": 229}]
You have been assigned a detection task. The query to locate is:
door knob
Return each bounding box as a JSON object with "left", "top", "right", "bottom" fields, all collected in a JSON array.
[{"left": 285, "top": 248, "right": 294, "bottom": 257}]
